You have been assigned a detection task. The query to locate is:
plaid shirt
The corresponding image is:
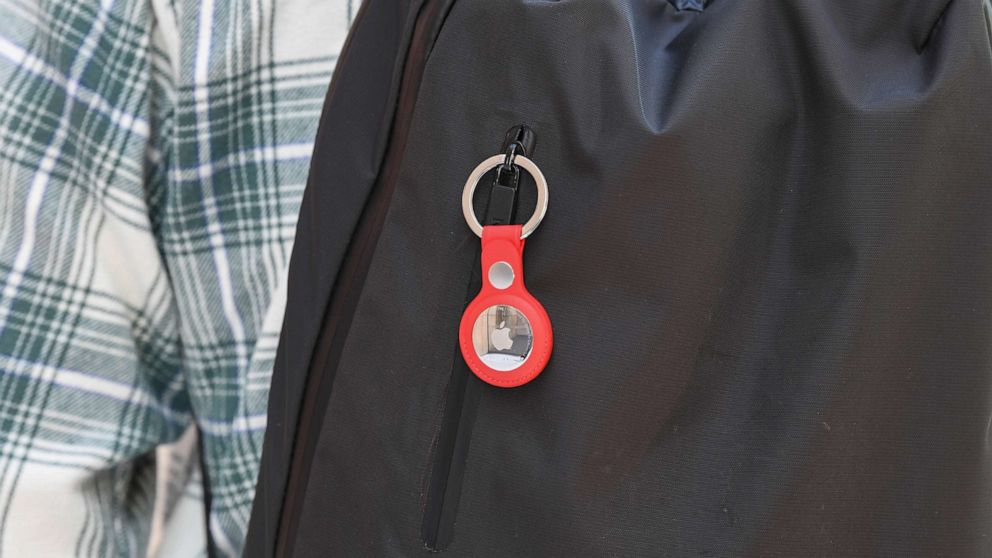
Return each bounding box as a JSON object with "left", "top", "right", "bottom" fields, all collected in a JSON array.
[{"left": 0, "top": 0, "right": 353, "bottom": 555}]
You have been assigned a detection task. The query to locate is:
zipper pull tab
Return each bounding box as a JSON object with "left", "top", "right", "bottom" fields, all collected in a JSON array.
[{"left": 482, "top": 124, "right": 537, "bottom": 226}]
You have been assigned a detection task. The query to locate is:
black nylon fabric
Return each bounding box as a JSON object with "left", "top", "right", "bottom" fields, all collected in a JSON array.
[
  {"left": 243, "top": 0, "right": 422, "bottom": 555},
  {"left": 248, "top": 1, "right": 992, "bottom": 556}
]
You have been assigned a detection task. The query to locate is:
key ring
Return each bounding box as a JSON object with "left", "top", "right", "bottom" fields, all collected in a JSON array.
[{"left": 462, "top": 154, "right": 549, "bottom": 238}]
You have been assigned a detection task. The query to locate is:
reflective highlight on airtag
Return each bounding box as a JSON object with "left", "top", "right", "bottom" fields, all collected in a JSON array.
[{"left": 471, "top": 304, "right": 533, "bottom": 371}]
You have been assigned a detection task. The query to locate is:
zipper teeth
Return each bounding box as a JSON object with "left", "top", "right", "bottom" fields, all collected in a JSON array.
[
  {"left": 274, "top": 2, "right": 445, "bottom": 555},
  {"left": 421, "top": 287, "right": 478, "bottom": 550}
]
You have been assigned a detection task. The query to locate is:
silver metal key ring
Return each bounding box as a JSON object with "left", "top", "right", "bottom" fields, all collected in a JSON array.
[{"left": 461, "top": 154, "right": 549, "bottom": 238}]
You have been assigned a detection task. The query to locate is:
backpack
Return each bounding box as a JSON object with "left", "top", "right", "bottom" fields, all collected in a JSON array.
[{"left": 246, "top": 1, "right": 992, "bottom": 555}]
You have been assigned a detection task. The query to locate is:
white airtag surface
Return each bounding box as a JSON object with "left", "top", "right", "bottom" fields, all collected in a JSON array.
[{"left": 471, "top": 304, "right": 533, "bottom": 371}]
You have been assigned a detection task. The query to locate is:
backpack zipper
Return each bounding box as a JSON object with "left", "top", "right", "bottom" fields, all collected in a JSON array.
[{"left": 421, "top": 125, "right": 536, "bottom": 550}]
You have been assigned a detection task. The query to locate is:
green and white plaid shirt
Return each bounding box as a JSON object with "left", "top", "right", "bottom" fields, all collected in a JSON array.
[{"left": 0, "top": 0, "right": 353, "bottom": 555}]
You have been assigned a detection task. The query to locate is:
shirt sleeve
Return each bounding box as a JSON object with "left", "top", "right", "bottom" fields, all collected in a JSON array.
[{"left": 0, "top": 0, "right": 353, "bottom": 555}]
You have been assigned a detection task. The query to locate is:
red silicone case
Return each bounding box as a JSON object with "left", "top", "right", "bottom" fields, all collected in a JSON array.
[{"left": 459, "top": 225, "right": 553, "bottom": 388}]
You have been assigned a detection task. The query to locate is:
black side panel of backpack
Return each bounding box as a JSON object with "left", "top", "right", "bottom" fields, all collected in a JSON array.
[
  {"left": 249, "top": 1, "right": 992, "bottom": 556},
  {"left": 243, "top": 0, "right": 445, "bottom": 555}
]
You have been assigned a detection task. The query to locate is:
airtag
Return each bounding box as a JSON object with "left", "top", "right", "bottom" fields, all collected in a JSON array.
[
  {"left": 458, "top": 225, "right": 553, "bottom": 387},
  {"left": 459, "top": 154, "right": 552, "bottom": 388},
  {"left": 471, "top": 304, "right": 533, "bottom": 371}
]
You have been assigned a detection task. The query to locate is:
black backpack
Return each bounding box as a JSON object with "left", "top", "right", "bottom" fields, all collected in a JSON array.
[{"left": 246, "top": 1, "right": 992, "bottom": 556}]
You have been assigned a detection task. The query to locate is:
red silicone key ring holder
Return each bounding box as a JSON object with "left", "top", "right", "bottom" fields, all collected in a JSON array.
[{"left": 459, "top": 225, "right": 553, "bottom": 387}]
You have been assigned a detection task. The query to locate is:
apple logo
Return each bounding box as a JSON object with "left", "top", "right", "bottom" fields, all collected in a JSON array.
[{"left": 490, "top": 320, "right": 514, "bottom": 351}]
